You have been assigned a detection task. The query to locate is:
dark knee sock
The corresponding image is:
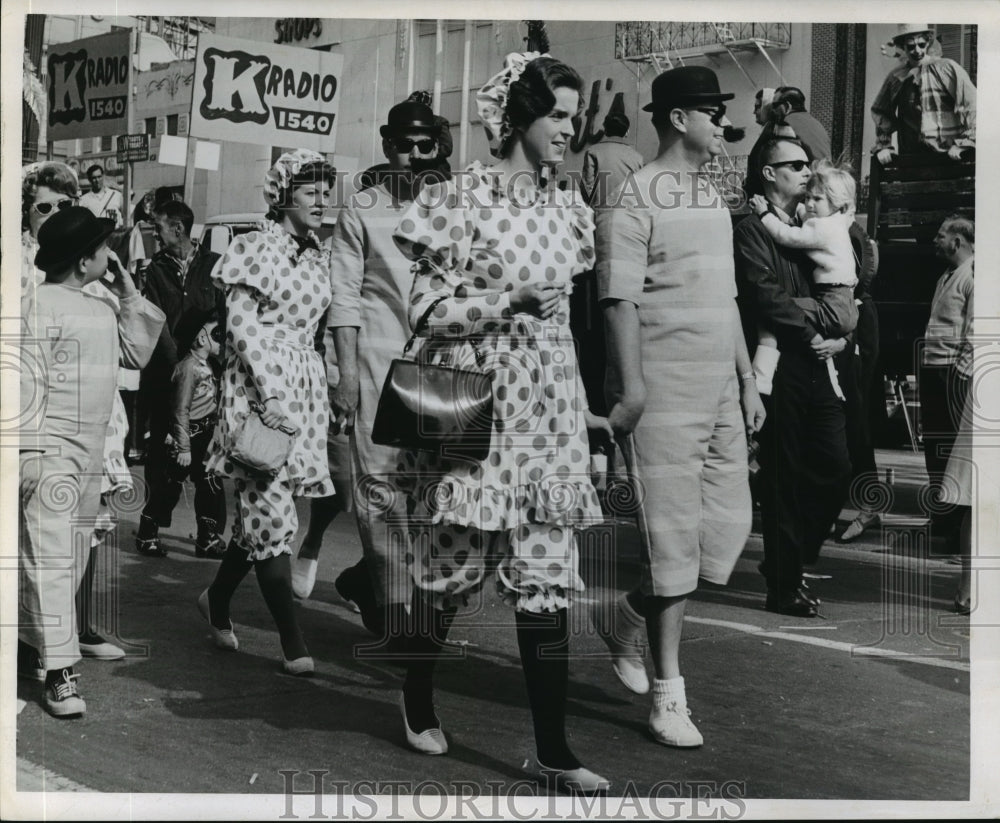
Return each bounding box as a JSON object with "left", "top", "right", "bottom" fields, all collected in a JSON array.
[
  {"left": 255, "top": 554, "right": 309, "bottom": 660},
  {"left": 400, "top": 593, "right": 454, "bottom": 733},
  {"left": 207, "top": 540, "right": 252, "bottom": 629},
  {"left": 76, "top": 545, "right": 98, "bottom": 637},
  {"left": 515, "top": 608, "right": 580, "bottom": 770}
]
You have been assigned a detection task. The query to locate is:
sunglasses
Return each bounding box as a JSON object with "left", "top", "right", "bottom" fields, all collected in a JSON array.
[
  {"left": 33, "top": 198, "right": 75, "bottom": 216},
  {"left": 392, "top": 137, "right": 437, "bottom": 153},
  {"left": 765, "top": 159, "right": 810, "bottom": 172},
  {"left": 904, "top": 40, "right": 929, "bottom": 51},
  {"left": 691, "top": 105, "right": 727, "bottom": 125}
]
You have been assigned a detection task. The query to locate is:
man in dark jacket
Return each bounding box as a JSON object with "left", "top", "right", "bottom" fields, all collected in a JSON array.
[
  {"left": 135, "top": 199, "right": 224, "bottom": 557},
  {"left": 733, "top": 137, "right": 852, "bottom": 617}
]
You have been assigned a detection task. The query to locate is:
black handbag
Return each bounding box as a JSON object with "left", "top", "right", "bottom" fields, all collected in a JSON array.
[{"left": 371, "top": 296, "right": 494, "bottom": 461}]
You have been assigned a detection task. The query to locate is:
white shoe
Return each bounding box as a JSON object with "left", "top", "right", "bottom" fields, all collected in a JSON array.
[
  {"left": 79, "top": 636, "right": 126, "bottom": 661},
  {"left": 197, "top": 589, "right": 239, "bottom": 651},
  {"left": 590, "top": 600, "right": 649, "bottom": 695},
  {"left": 649, "top": 701, "right": 704, "bottom": 748},
  {"left": 533, "top": 759, "right": 611, "bottom": 794},
  {"left": 291, "top": 558, "right": 319, "bottom": 599},
  {"left": 282, "top": 656, "right": 315, "bottom": 676},
  {"left": 399, "top": 694, "right": 448, "bottom": 755}
]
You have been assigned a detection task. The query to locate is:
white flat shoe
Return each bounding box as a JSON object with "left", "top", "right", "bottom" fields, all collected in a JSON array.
[
  {"left": 197, "top": 589, "right": 238, "bottom": 651},
  {"left": 533, "top": 759, "right": 611, "bottom": 794},
  {"left": 589, "top": 601, "right": 649, "bottom": 695},
  {"left": 282, "top": 656, "right": 315, "bottom": 676},
  {"left": 291, "top": 557, "right": 319, "bottom": 599},
  {"left": 840, "top": 511, "right": 879, "bottom": 542},
  {"left": 399, "top": 694, "right": 448, "bottom": 755},
  {"left": 79, "top": 638, "right": 126, "bottom": 661}
]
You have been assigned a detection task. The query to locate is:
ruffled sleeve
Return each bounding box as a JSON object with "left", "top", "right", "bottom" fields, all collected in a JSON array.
[
  {"left": 395, "top": 179, "right": 514, "bottom": 335},
  {"left": 212, "top": 230, "right": 276, "bottom": 299},
  {"left": 213, "top": 230, "right": 286, "bottom": 406}
]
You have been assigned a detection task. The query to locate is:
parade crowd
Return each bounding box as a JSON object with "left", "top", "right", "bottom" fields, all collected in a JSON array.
[{"left": 17, "top": 23, "right": 975, "bottom": 796}]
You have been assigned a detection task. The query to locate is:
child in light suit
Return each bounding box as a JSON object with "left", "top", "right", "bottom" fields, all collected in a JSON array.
[{"left": 19, "top": 207, "right": 164, "bottom": 717}]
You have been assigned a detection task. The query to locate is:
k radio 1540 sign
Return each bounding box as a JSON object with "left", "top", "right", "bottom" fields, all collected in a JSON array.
[
  {"left": 189, "top": 33, "right": 344, "bottom": 153},
  {"left": 47, "top": 30, "right": 131, "bottom": 141}
]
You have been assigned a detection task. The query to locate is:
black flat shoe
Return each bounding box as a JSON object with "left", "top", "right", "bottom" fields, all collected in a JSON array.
[{"left": 765, "top": 590, "right": 819, "bottom": 618}]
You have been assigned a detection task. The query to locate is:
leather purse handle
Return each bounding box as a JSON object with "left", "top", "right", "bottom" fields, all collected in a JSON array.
[{"left": 402, "top": 293, "right": 487, "bottom": 367}]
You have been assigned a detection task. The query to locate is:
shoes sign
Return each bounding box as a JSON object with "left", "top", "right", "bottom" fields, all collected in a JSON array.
[
  {"left": 189, "top": 33, "right": 344, "bottom": 153},
  {"left": 46, "top": 30, "right": 130, "bottom": 142}
]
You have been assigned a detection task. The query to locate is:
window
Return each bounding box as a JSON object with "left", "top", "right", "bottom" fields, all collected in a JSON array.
[
  {"left": 100, "top": 134, "right": 112, "bottom": 152},
  {"left": 167, "top": 114, "right": 179, "bottom": 136},
  {"left": 936, "top": 24, "right": 977, "bottom": 84},
  {"left": 145, "top": 117, "right": 157, "bottom": 137}
]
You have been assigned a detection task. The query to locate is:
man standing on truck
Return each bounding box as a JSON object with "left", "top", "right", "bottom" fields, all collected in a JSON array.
[{"left": 871, "top": 24, "right": 976, "bottom": 164}]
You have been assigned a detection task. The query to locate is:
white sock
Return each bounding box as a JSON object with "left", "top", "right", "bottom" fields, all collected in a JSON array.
[{"left": 652, "top": 676, "right": 686, "bottom": 709}]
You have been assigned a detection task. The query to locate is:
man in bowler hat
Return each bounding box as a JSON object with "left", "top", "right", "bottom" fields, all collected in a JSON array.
[{"left": 595, "top": 66, "right": 764, "bottom": 748}]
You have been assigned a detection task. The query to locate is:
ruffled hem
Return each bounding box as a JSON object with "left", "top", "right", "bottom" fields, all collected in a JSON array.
[{"left": 410, "top": 474, "right": 604, "bottom": 531}]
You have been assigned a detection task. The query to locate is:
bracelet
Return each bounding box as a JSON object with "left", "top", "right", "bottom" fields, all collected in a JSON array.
[{"left": 738, "top": 371, "right": 756, "bottom": 384}]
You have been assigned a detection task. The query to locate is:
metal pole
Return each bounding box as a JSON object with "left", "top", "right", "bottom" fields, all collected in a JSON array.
[
  {"left": 459, "top": 21, "right": 472, "bottom": 167},
  {"left": 407, "top": 20, "right": 416, "bottom": 96},
  {"left": 433, "top": 20, "right": 444, "bottom": 114},
  {"left": 124, "top": 26, "right": 137, "bottom": 226}
]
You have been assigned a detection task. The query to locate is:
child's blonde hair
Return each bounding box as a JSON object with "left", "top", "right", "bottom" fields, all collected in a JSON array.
[{"left": 808, "top": 158, "right": 857, "bottom": 214}]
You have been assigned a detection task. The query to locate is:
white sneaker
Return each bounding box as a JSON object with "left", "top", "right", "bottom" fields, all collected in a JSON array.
[
  {"left": 291, "top": 558, "right": 319, "bottom": 599},
  {"left": 649, "top": 700, "right": 704, "bottom": 748},
  {"left": 79, "top": 634, "right": 125, "bottom": 660}
]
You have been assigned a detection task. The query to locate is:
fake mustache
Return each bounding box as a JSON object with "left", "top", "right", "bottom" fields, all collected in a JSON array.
[{"left": 723, "top": 125, "right": 746, "bottom": 143}]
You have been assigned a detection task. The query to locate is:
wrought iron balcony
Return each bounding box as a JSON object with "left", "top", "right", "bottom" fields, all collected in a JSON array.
[{"left": 615, "top": 22, "right": 791, "bottom": 61}]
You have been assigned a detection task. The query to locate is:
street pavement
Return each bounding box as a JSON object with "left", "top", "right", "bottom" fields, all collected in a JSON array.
[{"left": 12, "top": 449, "right": 972, "bottom": 806}]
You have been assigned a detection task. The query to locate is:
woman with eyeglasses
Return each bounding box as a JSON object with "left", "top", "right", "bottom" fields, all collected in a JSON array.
[
  {"left": 200, "top": 150, "right": 336, "bottom": 676},
  {"left": 391, "top": 54, "right": 612, "bottom": 794},
  {"left": 18, "top": 162, "right": 156, "bottom": 682}
]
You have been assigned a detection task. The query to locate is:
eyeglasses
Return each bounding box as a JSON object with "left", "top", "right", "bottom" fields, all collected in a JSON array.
[
  {"left": 392, "top": 137, "right": 437, "bottom": 154},
  {"left": 691, "top": 105, "right": 727, "bottom": 125},
  {"left": 765, "top": 159, "right": 810, "bottom": 172},
  {"left": 904, "top": 39, "right": 929, "bottom": 51},
  {"left": 32, "top": 198, "right": 75, "bottom": 216}
]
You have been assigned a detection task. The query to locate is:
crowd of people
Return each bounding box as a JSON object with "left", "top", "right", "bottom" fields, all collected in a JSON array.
[{"left": 17, "top": 22, "right": 976, "bottom": 795}]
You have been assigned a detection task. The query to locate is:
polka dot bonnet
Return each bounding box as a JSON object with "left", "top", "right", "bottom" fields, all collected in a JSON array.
[
  {"left": 476, "top": 51, "right": 545, "bottom": 157},
  {"left": 263, "top": 148, "right": 327, "bottom": 209}
]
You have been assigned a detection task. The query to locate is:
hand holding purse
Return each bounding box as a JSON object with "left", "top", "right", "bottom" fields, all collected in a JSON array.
[
  {"left": 372, "top": 295, "right": 494, "bottom": 461},
  {"left": 228, "top": 400, "right": 298, "bottom": 476}
]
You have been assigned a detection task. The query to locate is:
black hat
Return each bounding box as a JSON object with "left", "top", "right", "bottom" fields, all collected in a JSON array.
[
  {"left": 642, "top": 66, "right": 735, "bottom": 113},
  {"left": 34, "top": 206, "right": 115, "bottom": 273},
  {"left": 380, "top": 100, "right": 441, "bottom": 139}
]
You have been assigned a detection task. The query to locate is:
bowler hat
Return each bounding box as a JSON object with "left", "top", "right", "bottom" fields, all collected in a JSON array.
[
  {"left": 892, "top": 24, "right": 933, "bottom": 44},
  {"left": 642, "top": 66, "right": 734, "bottom": 113},
  {"left": 379, "top": 100, "right": 441, "bottom": 139},
  {"left": 34, "top": 206, "right": 115, "bottom": 273}
]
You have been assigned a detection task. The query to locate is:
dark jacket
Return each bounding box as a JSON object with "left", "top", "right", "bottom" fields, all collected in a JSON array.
[
  {"left": 733, "top": 212, "right": 820, "bottom": 355},
  {"left": 143, "top": 244, "right": 223, "bottom": 376}
]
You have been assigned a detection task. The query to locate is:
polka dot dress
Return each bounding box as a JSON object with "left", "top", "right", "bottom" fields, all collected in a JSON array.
[
  {"left": 205, "top": 220, "right": 333, "bottom": 560},
  {"left": 392, "top": 162, "right": 604, "bottom": 611}
]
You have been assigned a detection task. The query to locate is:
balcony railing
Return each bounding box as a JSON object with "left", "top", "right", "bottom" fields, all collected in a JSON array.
[{"left": 615, "top": 22, "right": 791, "bottom": 60}]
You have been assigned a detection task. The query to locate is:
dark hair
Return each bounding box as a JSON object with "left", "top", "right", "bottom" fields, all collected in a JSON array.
[
  {"left": 86, "top": 163, "right": 104, "bottom": 177},
  {"left": 760, "top": 137, "right": 807, "bottom": 169},
  {"left": 22, "top": 162, "right": 79, "bottom": 231},
  {"left": 603, "top": 112, "right": 630, "bottom": 138},
  {"left": 133, "top": 189, "right": 156, "bottom": 224},
  {"left": 265, "top": 160, "right": 336, "bottom": 223},
  {"left": 157, "top": 199, "right": 195, "bottom": 237},
  {"left": 503, "top": 56, "right": 584, "bottom": 153},
  {"left": 772, "top": 87, "right": 806, "bottom": 114}
]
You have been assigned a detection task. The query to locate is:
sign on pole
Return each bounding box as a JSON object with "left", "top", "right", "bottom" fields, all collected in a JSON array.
[
  {"left": 117, "top": 134, "right": 149, "bottom": 163},
  {"left": 47, "top": 30, "right": 131, "bottom": 141},
  {"left": 189, "top": 33, "right": 344, "bottom": 152}
]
